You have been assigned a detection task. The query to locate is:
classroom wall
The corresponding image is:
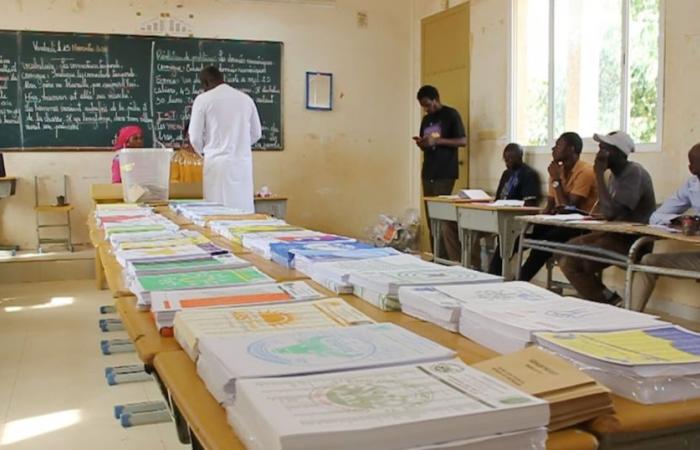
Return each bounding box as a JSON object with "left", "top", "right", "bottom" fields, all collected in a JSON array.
[
  {"left": 415, "top": 0, "right": 700, "bottom": 314},
  {"left": 0, "top": 0, "right": 415, "bottom": 248}
]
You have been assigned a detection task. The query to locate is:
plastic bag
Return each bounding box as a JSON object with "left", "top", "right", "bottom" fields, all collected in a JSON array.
[{"left": 367, "top": 209, "right": 420, "bottom": 252}]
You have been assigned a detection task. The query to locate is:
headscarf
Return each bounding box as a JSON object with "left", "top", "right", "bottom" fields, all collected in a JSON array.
[{"left": 114, "top": 125, "right": 143, "bottom": 150}]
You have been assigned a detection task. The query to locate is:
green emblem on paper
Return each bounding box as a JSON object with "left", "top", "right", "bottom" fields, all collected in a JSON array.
[
  {"left": 430, "top": 362, "right": 465, "bottom": 374},
  {"left": 275, "top": 336, "right": 352, "bottom": 358},
  {"left": 319, "top": 380, "right": 432, "bottom": 411}
]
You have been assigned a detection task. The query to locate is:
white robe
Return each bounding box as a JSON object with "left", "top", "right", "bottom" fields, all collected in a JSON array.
[{"left": 188, "top": 84, "right": 262, "bottom": 213}]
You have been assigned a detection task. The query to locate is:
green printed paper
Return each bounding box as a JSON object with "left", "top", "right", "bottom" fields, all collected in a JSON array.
[
  {"left": 133, "top": 258, "right": 221, "bottom": 271},
  {"left": 138, "top": 267, "right": 271, "bottom": 291}
]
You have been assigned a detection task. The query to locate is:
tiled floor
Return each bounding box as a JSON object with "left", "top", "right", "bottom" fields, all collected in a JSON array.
[{"left": 0, "top": 281, "right": 187, "bottom": 450}]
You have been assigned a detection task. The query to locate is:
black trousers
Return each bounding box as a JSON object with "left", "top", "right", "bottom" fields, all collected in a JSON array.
[
  {"left": 422, "top": 179, "right": 459, "bottom": 260},
  {"left": 488, "top": 225, "right": 583, "bottom": 278}
]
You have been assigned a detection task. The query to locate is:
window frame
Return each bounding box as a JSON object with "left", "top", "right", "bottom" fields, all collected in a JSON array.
[{"left": 508, "top": 0, "right": 666, "bottom": 153}]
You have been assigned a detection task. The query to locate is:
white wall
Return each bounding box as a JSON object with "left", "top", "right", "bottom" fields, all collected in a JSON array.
[{"left": 0, "top": 0, "right": 415, "bottom": 248}]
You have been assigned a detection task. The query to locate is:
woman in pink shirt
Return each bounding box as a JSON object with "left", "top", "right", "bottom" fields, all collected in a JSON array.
[{"left": 111, "top": 125, "right": 144, "bottom": 183}]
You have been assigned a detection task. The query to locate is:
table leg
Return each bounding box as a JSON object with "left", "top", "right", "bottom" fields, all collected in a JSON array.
[
  {"left": 515, "top": 225, "right": 528, "bottom": 280},
  {"left": 431, "top": 218, "right": 441, "bottom": 262},
  {"left": 499, "top": 215, "right": 514, "bottom": 280},
  {"left": 95, "top": 247, "right": 106, "bottom": 290}
]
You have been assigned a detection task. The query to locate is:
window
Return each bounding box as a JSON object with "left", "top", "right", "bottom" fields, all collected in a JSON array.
[{"left": 511, "top": 0, "right": 663, "bottom": 150}]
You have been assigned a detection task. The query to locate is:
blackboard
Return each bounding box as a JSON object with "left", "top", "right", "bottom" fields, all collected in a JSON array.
[{"left": 0, "top": 30, "right": 283, "bottom": 150}]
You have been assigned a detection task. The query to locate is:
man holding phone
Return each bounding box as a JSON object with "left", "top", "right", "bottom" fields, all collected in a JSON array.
[{"left": 414, "top": 85, "right": 467, "bottom": 261}]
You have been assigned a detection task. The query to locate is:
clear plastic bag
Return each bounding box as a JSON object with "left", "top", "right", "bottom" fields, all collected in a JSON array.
[{"left": 366, "top": 209, "right": 420, "bottom": 252}]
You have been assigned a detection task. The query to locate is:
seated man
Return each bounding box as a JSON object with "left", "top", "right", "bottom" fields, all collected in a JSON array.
[
  {"left": 518, "top": 132, "right": 598, "bottom": 281},
  {"left": 487, "top": 143, "right": 542, "bottom": 275},
  {"left": 630, "top": 144, "right": 700, "bottom": 311},
  {"left": 560, "top": 131, "right": 656, "bottom": 304}
]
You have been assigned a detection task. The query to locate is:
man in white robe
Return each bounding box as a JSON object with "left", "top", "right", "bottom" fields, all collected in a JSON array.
[{"left": 188, "top": 66, "right": 262, "bottom": 213}]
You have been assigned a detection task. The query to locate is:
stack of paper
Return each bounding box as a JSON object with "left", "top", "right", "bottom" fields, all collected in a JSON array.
[
  {"left": 173, "top": 298, "right": 375, "bottom": 360},
  {"left": 410, "top": 429, "right": 547, "bottom": 450},
  {"left": 307, "top": 255, "right": 431, "bottom": 294},
  {"left": 241, "top": 231, "right": 351, "bottom": 259},
  {"left": 108, "top": 229, "right": 187, "bottom": 247},
  {"left": 114, "top": 242, "right": 229, "bottom": 267},
  {"left": 130, "top": 266, "right": 275, "bottom": 309},
  {"left": 169, "top": 200, "right": 221, "bottom": 214},
  {"left": 196, "top": 323, "right": 457, "bottom": 404},
  {"left": 116, "top": 230, "right": 209, "bottom": 250},
  {"left": 399, "top": 281, "right": 558, "bottom": 332},
  {"left": 429, "top": 282, "right": 667, "bottom": 354},
  {"left": 150, "top": 281, "right": 327, "bottom": 333},
  {"left": 350, "top": 266, "right": 502, "bottom": 311},
  {"left": 458, "top": 189, "right": 492, "bottom": 201},
  {"left": 125, "top": 253, "right": 251, "bottom": 277},
  {"left": 536, "top": 326, "right": 700, "bottom": 404},
  {"left": 227, "top": 359, "right": 549, "bottom": 450},
  {"left": 474, "top": 346, "right": 613, "bottom": 430},
  {"left": 209, "top": 219, "right": 287, "bottom": 241},
  {"left": 269, "top": 241, "right": 392, "bottom": 269},
  {"left": 225, "top": 224, "right": 304, "bottom": 245}
]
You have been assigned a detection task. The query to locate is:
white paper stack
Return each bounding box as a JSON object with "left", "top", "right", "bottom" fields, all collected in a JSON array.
[
  {"left": 409, "top": 429, "right": 547, "bottom": 450},
  {"left": 125, "top": 253, "right": 251, "bottom": 277},
  {"left": 227, "top": 359, "right": 549, "bottom": 450},
  {"left": 535, "top": 326, "right": 700, "bottom": 404},
  {"left": 108, "top": 229, "right": 187, "bottom": 247},
  {"left": 437, "top": 282, "right": 667, "bottom": 354},
  {"left": 350, "top": 266, "right": 502, "bottom": 311},
  {"left": 173, "top": 298, "right": 375, "bottom": 360},
  {"left": 115, "top": 230, "right": 209, "bottom": 251},
  {"left": 114, "top": 245, "right": 212, "bottom": 267},
  {"left": 399, "top": 281, "right": 557, "bottom": 332},
  {"left": 196, "top": 323, "right": 457, "bottom": 404},
  {"left": 150, "top": 281, "right": 328, "bottom": 332},
  {"left": 241, "top": 230, "right": 343, "bottom": 259},
  {"left": 209, "top": 219, "right": 289, "bottom": 241},
  {"left": 307, "top": 255, "right": 431, "bottom": 294}
]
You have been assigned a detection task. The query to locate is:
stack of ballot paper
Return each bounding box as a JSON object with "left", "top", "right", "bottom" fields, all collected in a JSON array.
[
  {"left": 535, "top": 326, "right": 700, "bottom": 404},
  {"left": 269, "top": 241, "right": 395, "bottom": 269},
  {"left": 307, "top": 254, "right": 431, "bottom": 294},
  {"left": 241, "top": 231, "right": 351, "bottom": 259},
  {"left": 114, "top": 242, "right": 229, "bottom": 267},
  {"left": 130, "top": 266, "right": 274, "bottom": 309},
  {"left": 173, "top": 298, "right": 375, "bottom": 360},
  {"left": 431, "top": 282, "right": 667, "bottom": 354},
  {"left": 125, "top": 253, "right": 250, "bottom": 277},
  {"left": 150, "top": 281, "right": 327, "bottom": 333},
  {"left": 350, "top": 266, "right": 502, "bottom": 311},
  {"left": 474, "top": 346, "right": 613, "bottom": 430},
  {"left": 196, "top": 323, "right": 457, "bottom": 404},
  {"left": 108, "top": 229, "right": 187, "bottom": 247},
  {"left": 209, "top": 219, "right": 288, "bottom": 241},
  {"left": 227, "top": 359, "right": 549, "bottom": 450},
  {"left": 399, "top": 281, "right": 560, "bottom": 332},
  {"left": 222, "top": 224, "right": 303, "bottom": 245},
  {"left": 169, "top": 200, "right": 221, "bottom": 214},
  {"left": 116, "top": 232, "right": 210, "bottom": 252}
]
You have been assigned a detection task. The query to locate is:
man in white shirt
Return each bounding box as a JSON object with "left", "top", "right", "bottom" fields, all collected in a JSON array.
[
  {"left": 630, "top": 144, "right": 700, "bottom": 311},
  {"left": 188, "top": 66, "right": 262, "bottom": 212}
]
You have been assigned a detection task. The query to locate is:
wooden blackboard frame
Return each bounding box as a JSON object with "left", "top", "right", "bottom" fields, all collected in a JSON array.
[{"left": 0, "top": 29, "right": 284, "bottom": 152}]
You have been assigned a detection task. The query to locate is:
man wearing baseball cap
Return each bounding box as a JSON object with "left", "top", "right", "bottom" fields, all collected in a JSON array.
[{"left": 560, "top": 131, "right": 656, "bottom": 305}]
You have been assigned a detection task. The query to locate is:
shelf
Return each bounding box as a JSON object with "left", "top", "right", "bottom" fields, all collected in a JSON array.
[{"left": 35, "top": 205, "right": 74, "bottom": 213}]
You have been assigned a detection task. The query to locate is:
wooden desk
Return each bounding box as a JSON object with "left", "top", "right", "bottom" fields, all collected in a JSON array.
[
  {"left": 116, "top": 296, "right": 181, "bottom": 367},
  {"left": 456, "top": 203, "right": 541, "bottom": 279},
  {"left": 253, "top": 196, "right": 288, "bottom": 219},
  {"left": 424, "top": 196, "right": 474, "bottom": 266},
  {"left": 0, "top": 176, "right": 17, "bottom": 198},
  {"left": 514, "top": 216, "right": 700, "bottom": 309},
  {"left": 588, "top": 395, "right": 700, "bottom": 450},
  {"left": 548, "top": 429, "right": 599, "bottom": 450}
]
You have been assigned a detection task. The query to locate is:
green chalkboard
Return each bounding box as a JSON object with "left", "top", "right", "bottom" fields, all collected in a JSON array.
[{"left": 0, "top": 30, "right": 283, "bottom": 151}]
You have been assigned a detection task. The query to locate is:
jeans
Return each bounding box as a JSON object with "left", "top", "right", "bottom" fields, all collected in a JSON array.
[{"left": 422, "top": 179, "right": 460, "bottom": 262}]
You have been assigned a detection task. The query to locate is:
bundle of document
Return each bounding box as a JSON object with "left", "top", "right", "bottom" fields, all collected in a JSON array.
[
  {"left": 115, "top": 230, "right": 209, "bottom": 251},
  {"left": 169, "top": 200, "right": 221, "bottom": 214},
  {"left": 130, "top": 266, "right": 273, "bottom": 309},
  {"left": 114, "top": 242, "right": 229, "bottom": 267},
  {"left": 209, "top": 219, "right": 289, "bottom": 242},
  {"left": 427, "top": 282, "right": 665, "bottom": 354},
  {"left": 242, "top": 231, "right": 352, "bottom": 259},
  {"left": 536, "top": 326, "right": 700, "bottom": 404},
  {"left": 350, "top": 265, "right": 502, "bottom": 311},
  {"left": 103, "top": 223, "right": 180, "bottom": 237},
  {"left": 398, "top": 281, "right": 559, "bottom": 332},
  {"left": 227, "top": 359, "right": 549, "bottom": 450},
  {"left": 307, "top": 254, "right": 431, "bottom": 294},
  {"left": 149, "top": 281, "right": 327, "bottom": 333},
  {"left": 173, "top": 298, "right": 375, "bottom": 360},
  {"left": 125, "top": 253, "right": 251, "bottom": 277},
  {"left": 108, "top": 229, "right": 189, "bottom": 247},
  {"left": 196, "top": 323, "right": 457, "bottom": 404},
  {"left": 269, "top": 241, "right": 396, "bottom": 269},
  {"left": 474, "top": 346, "right": 614, "bottom": 430}
]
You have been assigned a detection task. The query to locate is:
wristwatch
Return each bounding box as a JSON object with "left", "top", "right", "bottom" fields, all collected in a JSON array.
[{"left": 551, "top": 180, "right": 561, "bottom": 188}]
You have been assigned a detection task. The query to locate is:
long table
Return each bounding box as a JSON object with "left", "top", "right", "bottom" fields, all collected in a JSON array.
[
  {"left": 94, "top": 204, "right": 600, "bottom": 449},
  {"left": 514, "top": 216, "right": 700, "bottom": 310}
]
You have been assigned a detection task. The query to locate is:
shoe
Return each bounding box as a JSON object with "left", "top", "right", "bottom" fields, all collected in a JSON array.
[{"left": 601, "top": 292, "right": 623, "bottom": 307}]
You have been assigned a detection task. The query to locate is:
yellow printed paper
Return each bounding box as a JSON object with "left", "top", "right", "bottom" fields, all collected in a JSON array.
[{"left": 537, "top": 327, "right": 700, "bottom": 366}]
